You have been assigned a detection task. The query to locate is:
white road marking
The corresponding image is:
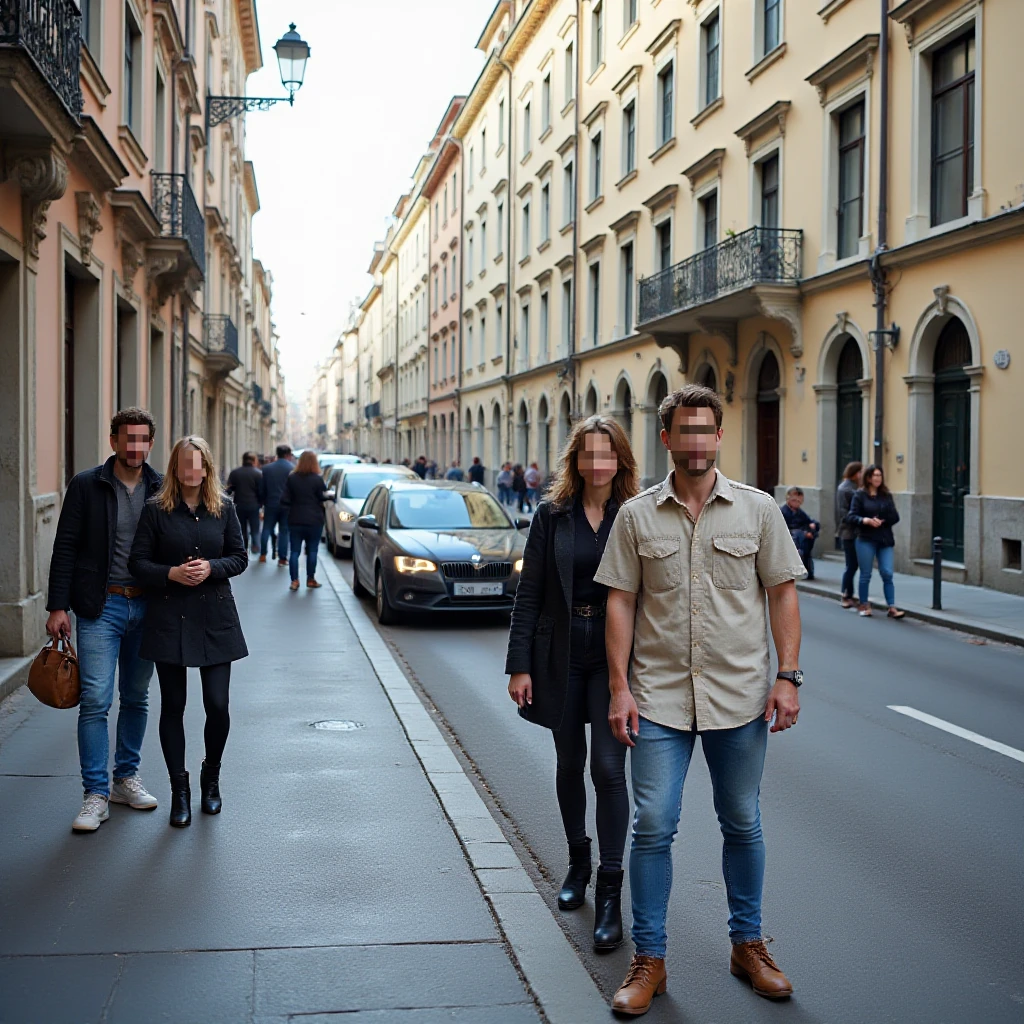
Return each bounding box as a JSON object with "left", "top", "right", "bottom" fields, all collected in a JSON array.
[{"left": 888, "top": 705, "right": 1024, "bottom": 764}]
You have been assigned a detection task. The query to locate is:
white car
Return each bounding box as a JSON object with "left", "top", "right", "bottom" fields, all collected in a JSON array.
[{"left": 325, "top": 464, "right": 418, "bottom": 557}]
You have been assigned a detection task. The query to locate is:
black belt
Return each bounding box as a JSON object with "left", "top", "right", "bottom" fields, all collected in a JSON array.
[{"left": 572, "top": 604, "right": 605, "bottom": 618}]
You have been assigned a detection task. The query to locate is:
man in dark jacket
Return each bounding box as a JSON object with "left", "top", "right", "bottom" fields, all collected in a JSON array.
[
  {"left": 780, "top": 487, "right": 820, "bottom": 581},
  {"left": 227, "top": 453, "right": 264, "bottom": 557},
  {"left": 259, "top": 445, "right": 295, "bottom": 566},
  {"left": 467, "top": 457, "right": 485, "bottom": 485},
  {"left": 412, "top": 455, "right": 428, "bottom": 479},
  {"left": 46, "top": 408, "right": 163, "bottom": 832}
]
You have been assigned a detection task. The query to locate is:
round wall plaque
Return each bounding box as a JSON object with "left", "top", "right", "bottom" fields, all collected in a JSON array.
[{"left": 994, "top": 349, "right": 1011, "bottom": 369}]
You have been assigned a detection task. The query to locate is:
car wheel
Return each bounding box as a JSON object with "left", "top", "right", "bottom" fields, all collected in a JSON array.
[
  {"left": 351, "top": 560, "right": 369, "bottom": 597},
  {"left": 375, "top": 567, "right": 399, "bottom": 625}
]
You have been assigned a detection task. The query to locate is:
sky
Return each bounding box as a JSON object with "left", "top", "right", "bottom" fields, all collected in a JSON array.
[{"left": 244, "top": 0, "right": 494, "bottom": 404}]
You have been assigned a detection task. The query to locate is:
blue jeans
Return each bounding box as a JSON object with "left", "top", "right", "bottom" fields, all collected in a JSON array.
[
  {"left": 497, "top": 485, "right": 511, "bottom": 505},
  {"left": 855, "top": 538, "right": 895, "bottom": 606},
  {"left": 237, "top": 506, "right": 261, "bottom": 553},
  {"left": 289, "top": 523, "right": 322, "bottom": 582},
  {"left": 841, "top": 538, "right": 858, "bottom": 599},
  {"left": 630, "top": 715, "right": 769, "bottom": 957},
  {"left": 261, "top": 504, "right": 289, "bottom": 560},
  {"left": 75, "top": 594, "right": 154, "bottom": 797}
]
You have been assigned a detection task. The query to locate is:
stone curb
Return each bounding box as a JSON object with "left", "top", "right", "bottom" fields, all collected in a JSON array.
[
  {"left": 796, "top": 580, "right": 1024, "bottom": 648},
  {"left": 319, "top": 557, "right": 610, "bottom": 1024}
]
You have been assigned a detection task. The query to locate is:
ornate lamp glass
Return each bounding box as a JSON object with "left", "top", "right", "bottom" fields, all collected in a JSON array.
[{"left": 274, "top": 24, "right": 311, "bottom": 100}]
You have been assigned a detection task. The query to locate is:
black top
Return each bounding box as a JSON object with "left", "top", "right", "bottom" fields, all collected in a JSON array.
[
  {"left": 261, "top": 458, "right": 294, "bottom": 507},
  {"left": 280, "top": 471, "right": 328, "bottom": 526},
  {"left": 227, "top": 465, "right": 264, "bottom": 509},
  {"left": 572, "top": 497, "right": 615, "bottom": 606},
  {"left": 846, "top": 489, "right": 901, "bottom": 548},
  {"left": 468, "top": 462, "right": 485, "bottom": 484},
  {"left": 835, "top": 478, "right": 858, "bottom": 541}
]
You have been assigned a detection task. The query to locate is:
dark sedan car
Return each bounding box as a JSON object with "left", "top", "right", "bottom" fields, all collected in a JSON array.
[{"left": 350, "top": 479, "right": 529, "bottom": 623}]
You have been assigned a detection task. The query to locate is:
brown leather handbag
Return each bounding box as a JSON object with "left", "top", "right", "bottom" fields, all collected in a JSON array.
[{"left": 27, "top": 636, "right": 81, "bottom": 709}]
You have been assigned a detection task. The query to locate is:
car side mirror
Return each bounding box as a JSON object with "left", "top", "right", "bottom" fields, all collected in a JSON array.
[
  {"left": 356, "top": 514, "right": 379, "bottom": 531},
  {"left": 323, "top": 489, "right": 336, "bottom": 502},
  {"left": 515, "top": 516, "right": 531, "bottom": 530}
]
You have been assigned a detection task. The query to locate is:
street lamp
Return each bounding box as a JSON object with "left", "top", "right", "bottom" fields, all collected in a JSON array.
[{"left": 206, "top": 23, "right": 311, "bottom": 129}]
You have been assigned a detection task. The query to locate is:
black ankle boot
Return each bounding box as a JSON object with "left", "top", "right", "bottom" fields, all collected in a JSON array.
[
  {"left": 169, "top": 771, "right": 191, "bottom": 828},
  {"left": 557, "top": 839, "right": 592, "bottom": 910},
  {"left": 593, "top": 868, "right": 624, "bottom": 951},
  {"left": 200, "top": 761, "right": 222, "bottom": 815}
]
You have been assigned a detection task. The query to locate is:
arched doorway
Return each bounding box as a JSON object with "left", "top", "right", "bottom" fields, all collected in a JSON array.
[
  {"left": 647, "top": 371, "right": 669, "bottom": 484},
  {"left": 558, "top": 392, "right": 572, "bottom": 454},
  {"left": 583, "top": 383, "right": 598, "bottom": 417},
  {"left": 835, "top": 336, "right": 864, "bottom": 482},
  {"left": 537, "top": 395, "right": 550, "bottom": 474},
  {"left": 756, "top": 352, "right": 780, "bottom": 495},
  {"left": 613, "top": 377, "right": 633, "bottom": 440},
  {"left": 463, "top": 409, "right": 473, "bottom": 464},
  {"left": 933, "top": 317, "right": 971, "bottom": 562},
  {"left": 516, "top": 400, "right": 530, "bottom": 466},
  {"left": 476, "top": 407, "right": 486, "bottom": 466}
]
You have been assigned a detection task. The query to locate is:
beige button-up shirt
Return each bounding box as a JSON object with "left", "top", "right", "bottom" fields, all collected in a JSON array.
[{"left": 594, "top": 470, "right": 806, "bottom": 732}]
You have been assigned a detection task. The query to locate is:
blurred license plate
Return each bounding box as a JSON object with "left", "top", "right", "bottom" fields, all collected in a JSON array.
[{"left": 454, "top": 581, "right": 504, "bottom": 597}]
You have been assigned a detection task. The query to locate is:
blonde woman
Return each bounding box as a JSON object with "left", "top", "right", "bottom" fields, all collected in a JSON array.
[
  {"left": 129, "top": 437, "right": 248, "bottom": 828},
  {"left": 505, "top": 416, "right": 639, "bottom": 952}
]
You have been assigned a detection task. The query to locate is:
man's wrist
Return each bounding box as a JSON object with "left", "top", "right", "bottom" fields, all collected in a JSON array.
[{"left": 609, "top": 677, "right": 631, "bottom": 694}]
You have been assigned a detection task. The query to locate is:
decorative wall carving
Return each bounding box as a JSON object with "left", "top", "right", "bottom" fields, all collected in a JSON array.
[
  {"left": 75, "top": 192, "right": 103, "bottom": 265},
  {"left": 10, "top": 150, "right": 68, "bottom": 260}
]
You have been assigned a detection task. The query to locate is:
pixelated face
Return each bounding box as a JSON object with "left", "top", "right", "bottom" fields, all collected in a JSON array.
[
  {"left": 111, "top": 424, "right": 152, "bottom": 467},
  {"left": 176, "top": 446, "right": 207, "bottom": 488},
  {"left": 786, "top": 492, "right": 804, "bottom": 510},
  {"left": 577, "top": 431, "right": 618, "bottom": 488},
  {"left": 662, "top": 406, "right": 722, "bottom": 478}
]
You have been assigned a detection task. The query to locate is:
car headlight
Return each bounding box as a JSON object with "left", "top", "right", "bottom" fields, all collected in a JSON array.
[
  {"left": 514, "top": 559, "right": 524, "bottom": 574},
  {"left": 336, "top": 509, "right": 355, "bottom": 522},
  {"left": 394, "top": 556, "right": 438, "bottom": 574}
]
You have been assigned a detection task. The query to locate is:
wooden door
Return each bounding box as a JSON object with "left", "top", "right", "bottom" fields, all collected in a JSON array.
[
  {"left": 933, "top": 379, "right": 969, "bottom": 563},
  {"left": 756, "top": 352, "right": 780, "bottom": 495},
  {"left": 835, "top": 337, "right": 864, "bottom": 482}
]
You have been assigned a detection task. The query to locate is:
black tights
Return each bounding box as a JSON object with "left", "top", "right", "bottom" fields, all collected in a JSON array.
[
  {"left": 552, "top": 616, "right": 628, "bottom": 872},
  {"left": 155, "top": 662, "right": 231, "bottom": 775}
]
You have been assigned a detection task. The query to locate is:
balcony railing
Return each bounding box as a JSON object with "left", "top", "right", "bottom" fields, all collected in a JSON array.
[
  {"left": 638, "top": 227, "right": 801, "bottom": 327},
  {"left": 259, "top": 399, "right": 272, "bottom": 418},
  {"left": 203, "top": 314, "right": 238, "bottom": 359},
  {"left": 251, "top": 381, "right": 263, "bottom": 404},
  {"left": 0, "top": 0, "right": 82, "bottom": 120},
  {"left": 364, "top": 401, "right": 381, "bottom": 420},
  {"left": 151, "top": 172, "right": 205, "bottom": 277}
]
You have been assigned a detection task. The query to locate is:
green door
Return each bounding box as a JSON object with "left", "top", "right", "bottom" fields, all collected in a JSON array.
[{"left": 835, "top": 337, "right": 863, "bottom": 484}]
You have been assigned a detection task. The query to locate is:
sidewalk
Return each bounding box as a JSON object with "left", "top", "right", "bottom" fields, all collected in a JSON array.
[
  {"left": 0, "top": 558, "right": 605, "bottom": 1023},
  {"left": 799, "top": 555, "right": 1024, "bottom": 647}
]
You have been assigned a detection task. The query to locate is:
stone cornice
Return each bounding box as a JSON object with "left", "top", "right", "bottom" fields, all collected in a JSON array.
[
  {"left": 117, "top": 124, "right": 148, "bottom": 177},
  {"left": 890, "top": 0, "right": 981, "bottom": 44},
  {"left": 734, "top": 100, "right": 790, "bottom": 155},
  {"left": 609, "top": 210, "right": 641, "bottom": 237},
  {"left": 73, "top": 116, "right": 130, "bottom": 192},
  {"left": 613, "top": 65, "right": 642, "bottom": 96},
  {"left": 580, "top": 232, "right": 606, "bottom": 257},
  {"left": 243, "top": 161, "right": 260, "bottom": 213},
  {"left": 682, "top": 148, "right": 725, "bottom": 192},
  {"left": 582, "top": 100, "right": 608, "bottom": 129},
  {"left": 452, "top": 52, "right": 504, "bottom": 140},
  {"left": 646, "top": 19, "right": 682, "bottom": 59},
  {"left": 152, "top": 0, "right": 184, "bottom": 63},
  {"left": 806, "top": 34, "right": 880, "bottom": 105},
  {"left": 502, "top": 0, "right": 559, "bottom": 63},
  {"left": 235, "top": 0, "right": 263, "bottom": 75},
  {"left": 643, "top": 183, "right": 679, "bottom": 212}
]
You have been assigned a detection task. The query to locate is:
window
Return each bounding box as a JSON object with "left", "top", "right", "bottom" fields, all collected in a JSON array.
[
  {"left": 588, "top": 264, "right": 601, "bottom": 345},
  {"left": 519, "top": 301, "right": 530, "bottom": 366},
  {"left": 931, "top": 31, "right": 975, "bottom": 226},
  {"left": 540, "top": 290, "right": 550, "bottom": 361},
  {"left": 495, "top": 303, "right": 504, "bottom": 356},
  {"left": 442, "top": 341, "right": 448, "bottom": 381},
  {"left": 81, "top": 0, "right": 99, "bottom": 52},
  {"left": 479, "top": 317, "right": 486, "bottom": 361},
  {"left": 434, "top": 345, "right": 439, "bottom": 382},
  {"left": 542, "top": 74, "right": 551, "bottom": 132},
  {"left": 433, "top": 274, "right": 439, "bottom": 310},
  {"left": 760, "top": 154, "right": 779, "bottom": 229},
  {"left": 565, "top": 43, "right": 575, "bottom": 105},
  {"left": 481, "top": 129, "right": 487, "bottom": 168},
  {"left": 451, "top": 254, "right": 457, "bottom": 292},
  {"left": 444, "top": 185, "right": 448, "bottom": 223},
  {"left": 657, "top": 62, "right": 674, "bottom": 146},
  {"left": 467, "top": 231, "right": 474, "bottom": 279},
  {"left": 561, "top": 279, "right": 573, "bottom": 356},
  {"left": 656, "top": 220, "right": 672, "bottom": 270},
  {"left": 480, "top": 219, "right": 488, "bottom": 266},
  {"left": 154, "top": 71, "right": 167, "bottom": 171},
  {"left": 590, "top": 133, "right": 602, "bottom": 201},
  {"left": 837, "top": 101, "right": 865, "bottom": 259},
  {"left": 452, "top": 174, "right": 458, "bottom": 210},
  {"left": 591, "top": 2, "right": 604, "bottom": 74},
  {"left": 443, "top": 264, "right": 448, "bottom": 300},
  {"left": 467, "top": 323, "right": 474, "bottom": 366},
  {"left": 620, "top": 242, "right": 634, "bottom": 336},
  {"left": 701, "top": 191, "right": 718, "bottom": 249},
  {"left": 523, "top": 101, "right": 532, "bottom": 154},
  {"left": 123, "top": 6, "right": 142, "bottom": 134},
  {"left": 702, "top": 12, "right": 721, "bottom": 108},
  {"left": 434, "top": 202, "right": 439, "bottom": 239},
  {"left": 521, "top": 200, "right": 531, "bottom": 257},
  {"left": 624, "top": 0, "right": 638, "bottom": 34},
  {"left": 469, "top": 146, "right": 475, "bottom": 180},
  {"left": 497, "top": 201, "right": 505, "bottom": 255},
  {"left": 623, "top": 101, "right": 636, "bottom": 175},
  {"left": 498, "top": 99, "right": 506, "bottom": 148},
  {"left": 541, "top": 182, "right": 551, "bottom": 242},
  {"left": 563, "top": 161, "right": 575, "bottom": 225},
  {"left": 763, "top": 0, "right": 781, "bottom": 56}
]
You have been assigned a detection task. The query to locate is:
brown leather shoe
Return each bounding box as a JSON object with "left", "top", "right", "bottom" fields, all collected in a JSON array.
[
  {"left": 306, "top": 578, "right": 322, "bottom": 589},
  {"left": 611, "top": 954, "right": 666, "bottom": 1016},
  {"left": 278, "top": 558, "right": 288, "bottom": 567},
  {"left": 730, "top": 939, "right": 793, "bottom": 1000},
  {"left": 258, "top": 555, "right": 267, "bottom": 564}
]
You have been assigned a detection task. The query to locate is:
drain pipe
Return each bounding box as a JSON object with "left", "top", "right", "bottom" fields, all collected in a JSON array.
[
  {"left": 872, "top": 0, "right": 891, "bottom": 459},
  {"left": 497, "top": 56, "right": 514, "bottom": 467}
]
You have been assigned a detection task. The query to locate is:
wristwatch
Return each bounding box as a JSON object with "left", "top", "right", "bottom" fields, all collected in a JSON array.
[{"left": 776, "top": 670, "right": 804, "bottom": 687}]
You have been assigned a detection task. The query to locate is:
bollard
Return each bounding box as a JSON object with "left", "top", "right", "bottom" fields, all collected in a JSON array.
[{"left": 932, "top": 536, "right": 943, "bottom": 610}]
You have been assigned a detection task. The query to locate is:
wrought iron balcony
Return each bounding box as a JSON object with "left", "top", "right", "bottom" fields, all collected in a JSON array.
[
  {"left": 364, "top": 400, "right": 381, "bottom": 421},
  {"left": 638, "top": 227, "right": 801, "bottom": 328},
  {"left": 251, "top": 381, "right": 263, "bottom": 405},
  {"left": 0, "top": 0, "right": 82, "bottom": 121},
  {"left": 151, "top": 172, "right": 205, "bottom": 278},
  {"left": 259, "top": 399, "right": 272, "bottom": 418},
  {"left": 203, "top": 314, "right": 239, "bottom": 376}
]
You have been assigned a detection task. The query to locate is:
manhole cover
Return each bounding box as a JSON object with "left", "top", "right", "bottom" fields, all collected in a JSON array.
[{"left": 311, "top": 720, "right": 364, "bottom": 731}]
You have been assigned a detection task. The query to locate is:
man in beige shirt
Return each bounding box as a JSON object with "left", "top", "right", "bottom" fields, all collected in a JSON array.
[{"left": 594, "top": 384, "right": 806, "bottom": 1016}]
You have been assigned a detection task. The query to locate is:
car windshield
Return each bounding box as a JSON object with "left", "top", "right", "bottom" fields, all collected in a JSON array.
[
  {"left": 343, "top": 471, "right": 412, "bottom": 500},
  {"left": 389, "top": 489, "right": 510, "bottom": 530}
]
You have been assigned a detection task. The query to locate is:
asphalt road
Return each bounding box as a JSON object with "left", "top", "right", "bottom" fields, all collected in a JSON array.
[{"left": 333, "top": 553, "right": 1024, "bottom": 1024}]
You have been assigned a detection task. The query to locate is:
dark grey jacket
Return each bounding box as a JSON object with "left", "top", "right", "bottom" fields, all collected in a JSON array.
[
  {"left": 129, "top": 499, "right": 249, "bottom": 666},
  {"left": 280, "top": 471, "right": 328, "bottom": 527},
  {"left": 835, "top": 478, "right": 859, "bottom": 541}
]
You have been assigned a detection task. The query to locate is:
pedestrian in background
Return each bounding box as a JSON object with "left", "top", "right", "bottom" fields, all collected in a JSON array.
[
  {"left": 506, "top": 416, "right": 638, "bottom": 953},
  {"left": 226, "top": 453, "right": 263, "bottom": 557},
  {"left": 780, "top": 487, "right": 820, "bottom": 581},
  {"left": 426, "top": 458, "right": 438, "bottom": 479},
  {"left": 496, "top": 463, "right": 513, "bottom": 505},
  {"left": 511, "top": 464, "right": 528, "bottom": 511},
  {"left": 468, "top": 456, "right": 485, "bottom": 485},
  {"left": 129, "top": 436, "right": 248, "bottom": 828},
  {"left": 835, "top": 461, "right": 863, "bottom": 608},
  {"left": 259, "top": 445, "right": 295, "bottom": 566},
  {"left": 47, "top": 408, "right": 163, "bottom": 832},
  {"left": 281, "top": 450, "right": 329, "bottom": 591},
  {"left": 412, "top": 455, "right": 428, "bottom": 479},
  {"left": 847, "top": 464, "right": 905, "bottom": 619},
  {"left": 445, "top": 460, "right": 464, "bottom": 481},
  {"left": 524, "top": 461, "right": 541, "bottom": 508}
]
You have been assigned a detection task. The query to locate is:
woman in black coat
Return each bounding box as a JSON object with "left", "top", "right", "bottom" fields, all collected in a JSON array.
[
  {"left": 846, "top": 463, "right": 905, "bottom": 619},
  {"left": 280, "top": 450, "right": 328, "bottom": 591},
  {"left": 505, "top": 416, "right": 638, "bottom": 952},
  {"left": 129, "top": 436, "right": 248, "bottom": 827}
]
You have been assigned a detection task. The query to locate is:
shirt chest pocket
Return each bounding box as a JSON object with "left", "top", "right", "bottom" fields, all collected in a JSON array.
[
  {"left": 712, "top": 536, "right": 759, "bottom": 591},
  {"left": 638, "top": 537, "right": 681, "bottom": 594}
]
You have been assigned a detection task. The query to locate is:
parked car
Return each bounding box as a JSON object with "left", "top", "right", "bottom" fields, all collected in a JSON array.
[
  {"left": 325, "top": 464, "right": 418, "bottom": 557},
  {"left": 316, "top": 453, "right": 361, "bottom": 474},
  {"left": 350, "top": 479, "right": 529, "bottom": 624}
]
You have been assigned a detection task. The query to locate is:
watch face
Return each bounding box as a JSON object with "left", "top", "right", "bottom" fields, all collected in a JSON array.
[{"left": 793, "top": 670, "right": 804, "bottom": 686}]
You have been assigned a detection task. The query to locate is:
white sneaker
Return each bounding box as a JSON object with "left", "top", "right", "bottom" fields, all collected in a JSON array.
[
  {"left": 72, "top": 793, "right": 110, "bottom": 832},
  {"left": 110, "top": 775, "right": 159, "bottom": 810}
]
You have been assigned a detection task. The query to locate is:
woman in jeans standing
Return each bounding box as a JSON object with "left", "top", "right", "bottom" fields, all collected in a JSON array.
[
  {"left": 835, "top": 461, "right": 863, "bottom": 608},
  {"left": 847, "top": 464, "right": 905, "bottom": 619},
  {"left": 280, "top": 450, "right": 328, "bottom": 591},
  {"left": 129, "top": 437, "right": 248, "bottom": 827},
  {"left": 505, "top": 416, "right": 638, "bottom": 952}
]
